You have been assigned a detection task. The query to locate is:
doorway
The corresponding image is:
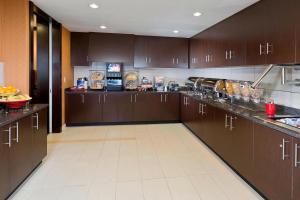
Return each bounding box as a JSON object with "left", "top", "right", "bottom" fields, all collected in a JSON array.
[{"left": 29, "top": 3, "right": 62, "bottom": 133}]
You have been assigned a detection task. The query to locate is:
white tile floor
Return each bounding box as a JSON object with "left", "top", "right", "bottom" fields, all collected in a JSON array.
[{"left": 8, "top": 124, "right": 264, "bottom": 200}]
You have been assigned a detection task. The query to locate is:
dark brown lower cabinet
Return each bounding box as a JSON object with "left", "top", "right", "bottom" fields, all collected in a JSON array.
[
  {"left": 102, "top": 93, "right": 120, "bottom": 122},
  {"left": 134, "top": 93, "right": 161, "bottom": 121},
  {"left": 253, "top": 124, "right": 293, "bottom": 200},
  {"left": 180, "top": 95, "right": 196, "bottom": 130},
  {"left": 161, "top": 93, "right": 180, "bottom": 121},
  {"left": 230, "top": 114, "right": 253, "bottom": 182},
  {"left": 66, "top": 93, "right": 102, "bottom": 124},
  {"left": 31, "top": 109, "right": 48, "bottom": 167},
  {"left": 0, "top": 125, "right": 10, "bottom": 200},
  {"left": 117, "top": 92, "right": 134, "bottom": 122},
  {"left": 293, "top": 138, "right": 300, "bottom": 200},
  {"left": 9, "top": 117, "right": 33, "bottom": 190}
]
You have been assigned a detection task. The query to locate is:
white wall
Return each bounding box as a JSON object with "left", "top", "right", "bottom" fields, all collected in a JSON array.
[
  {"left": 0, "top": 62, "right": 4, "bottom": 86},
  {"left": 73, "top": 64, "right": 300, "bottom": 109}
]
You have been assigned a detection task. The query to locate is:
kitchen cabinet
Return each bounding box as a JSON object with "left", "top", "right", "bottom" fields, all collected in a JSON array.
[
  {"left": 230, "top": 114, "right": 253, "bottom": 181},
  {"left": 253, "top": 124, "right": 293, "bottom": 200},
  {"left": 66, "top": 93, "right": 102, "bottom": 124},
  {"left": 31, "top": 109, "right": 48, "bottom": 168},
  {"left": 293, "top": 138, "right": 300, "bottom": 200},
  {"left": 160, "top": 37, "right": 189, "bottom": 68},
  {"left": 0, "top": 125, "right": 10, "bottom": 200},
  {"left": 117, "top": 92, "right": 134, "bottom": 122},
  {"left": 245, "top": 0, "right": 295, "bottom": 65},
  {"left": 134, "top": 93, "right": 161, "bottom": 121},
  {"left": 194, "top": 101, "right": 215, "bottom": 145},
  {"left": 296, "top": 0, "right": 300, "bottom": 64},
  {"left": 134, "top": 36, "right": 161, "bottom": 68},
  {"left": 71, "top": 32, "right": 90, "bottom": 66},
  {"left": 160, "top": 93, "right": 180, "bottom": 121},
  {"left": 102, "top": 93, "right": 119, "bottom": 122},
  {"left": 9, "top": 117, "right": 34, "bottom": 190},
  {"left": 88, "top": 33, "right": 135, "bottom": 64},
  {"left": 189, "top": 37, "right": 202, "bottom": 68},
  {"left": 180, "top": 94, "right": 197, "bottom": 130}
]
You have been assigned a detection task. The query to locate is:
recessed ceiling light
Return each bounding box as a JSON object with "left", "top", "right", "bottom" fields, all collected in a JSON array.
[
  {"left": 100, "top": 25, "right": 107, "bottom": 29},
  {"left": 89, "top": 3, "right": 99, "bottom": 9},
  {"left": 173, "top": 30, "right": 179, "bottom": 34},
  {"left": 193, "top": 12, "right": 202, "bottom": 17}
]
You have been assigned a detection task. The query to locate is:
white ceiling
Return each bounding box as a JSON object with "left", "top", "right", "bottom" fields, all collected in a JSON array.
[{"left": 31, "top": 0, "right": 259, "bottom": 38}]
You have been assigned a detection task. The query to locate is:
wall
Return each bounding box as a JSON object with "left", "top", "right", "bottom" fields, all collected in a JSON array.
[
  {"left": 74, "top": 65, "right": 300, "bottom": 109},
  {"left": 61, "top": 27, "right": 73, "bottom": 125},
  {"left": 0, "top": 0, "right": 29, "bottom": 93}
]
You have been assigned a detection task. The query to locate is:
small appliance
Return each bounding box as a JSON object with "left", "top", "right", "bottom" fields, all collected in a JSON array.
[{"left": 106, "top": 63, "right": 123, "bottom": 91}]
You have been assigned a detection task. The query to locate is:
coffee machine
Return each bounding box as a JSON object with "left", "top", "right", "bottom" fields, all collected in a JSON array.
[{"left": 106, "top": 63, "right": 123, "bottom": 91}]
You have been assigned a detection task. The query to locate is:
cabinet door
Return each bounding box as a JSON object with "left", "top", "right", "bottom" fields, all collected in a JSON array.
[
  {"left": 0, "top": 125, "right": 10, "bottom": 200},
  {"left": 134, "top": 36, "right": 148, "bottom": 68},
  {"left": 84, "top": 93, "right": 102, "bottom": 123},
  {"left": 293, "top": 138, "right": 300, "bottom": 200},
  {"left": 117, "top": 92, "right": 134, "bottom": 122},
  {"left": 189, "top": 37, "right": 202, "bottom": 68},
  {"left": 193, "top": 101, "right": 204, "bottom": 139},
  {"left": 102, "top": 93, "right": 119, "bottom": 122},
  {"left": 71, "top": 32, "right": 89, "bottom": 66},
  {"left": 245, "top": 2, "right": 266, "bottom": 65},
  {"left": 31, "top": 109, "right": 48, "bottom": 168},
  {"left": 10, "top": 116, "right": 34, "bottom": 190},
  {"left": 160, "top": 38, "right": 189, "bottom": 68},
  {"left": 212, "top": 109, "right": 232, "bottom": 160},
  {"left": 66, "top": 93, "right": 85, "bottom": 124},
  {"left": 253, "top": 124, "right": 292, "bottom": 200},
  {"left": 295, "top": 0, "right": 300, "bottom": 64},
  {"left": 162, "top": 93, "right": 180, "bottom": 121},
  {"left": 134, "top": 93, "right": 161, "bottom": 121},
  {"left": 200, "top": 103, "right": 215, "bottom": 144},
  {"left": 263, "top": 0, "right": 295, "bottom": 64},
  {"left": 230, "top": 115, "right": 253, "bottom": 181},
  {"left": 182, "top": 96, "right": 197, "bottom": 130},
  {"left": 88, "top": 33, "right": 134, "bottom": 64}
]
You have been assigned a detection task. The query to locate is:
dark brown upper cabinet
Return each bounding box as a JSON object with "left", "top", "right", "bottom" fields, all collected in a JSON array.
[
  {"left": 71, "top": 32, "right": 90, "bottom": 66},
  {"left": 134, "top": 36, "right": 161, "bottom": 68},
  {"left": 189, "top": 36, "right": 202, "bottom": 68},
  {"left": 88, "top": 33, "right": 135, "bottom": 65},
  {"left": 296, "top": 0, "right": 300, "bottom": 64},
  {"left": 159, "top": 37, "right": 189, "bottom": 68},
  {"left": 245, "top": 0, "right": 295, "bottom": 65},
  {"left": 134, "top": 36, "right": 188, "bottom": 68}
]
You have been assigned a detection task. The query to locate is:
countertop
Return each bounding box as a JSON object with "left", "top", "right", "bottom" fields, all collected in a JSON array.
[
  {"left": 0, "top": 104, "right": 48, "bottom": 127},
  {"left": 180, "top": 91, "right": 300, "bottom": 139},
  {"left": 65, "top": 88, "right": 179, "bottom": 94}
]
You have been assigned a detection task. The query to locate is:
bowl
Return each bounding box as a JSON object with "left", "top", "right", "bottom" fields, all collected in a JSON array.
[{"left": 0, "top": 99, "right": 31, "bottom": 109}]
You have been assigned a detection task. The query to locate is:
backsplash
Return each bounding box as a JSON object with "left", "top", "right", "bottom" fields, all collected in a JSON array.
[{"left": 73, "top": 64, "right": 300, "bottom": 110}]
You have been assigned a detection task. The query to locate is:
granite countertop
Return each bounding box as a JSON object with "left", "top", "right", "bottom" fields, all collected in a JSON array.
[
  {"left": 0, "top": 104, "right": 48, "bottom": 127},
  {"left": 65, "top": 88, "right": 179, "bottom": 94},
  {"left": 180, "top": 91, "right": 300, "bottom": 139}
]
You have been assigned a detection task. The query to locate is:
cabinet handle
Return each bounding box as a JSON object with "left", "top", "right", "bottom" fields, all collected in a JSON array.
[
  {"left": 81, "top": 94, "right": 84, "bottom": 104},
  {"left": 229, "top": 50, "right": 233, "bottom": 60},
  {"left": 3, "top": 127, "right": 12, "bottom": 148},
  {"left": 135, "top": 94, "right": 137, "bottom": 103},
  {"left": 164, "top": 94, "right": 167, "bottom": 102},
  {"left": 230, "top": 116, "right": 237, "bottom": 131},
  {"left": 176, "top": 58, "right": 179, "bottom": 64},
  {"left": 145, "top": 57, "right": 148, "bottom": 63},
  {"left": 225, "top": 51, "right": 228, "bottom": 60},
  {"left": 280, "top": 139, "right": 290, "bottom": 160},
  {"left": 198, "top": 103, "right": 202, "bottom": 114},
  {"left": 161, "top": 94, "right": 163, "bottom": 103},
  {"left": 206, "top": 55, "right": 208, "bottom": 62},
  {"left": 130, "top": 94, "right": 133, "bottom": 103},
  {"left": 172, "top": 58, "right": 175, "bottom": 64},
  {"left": 266, "top": 42, "right": 273, "bottom": 55},
  {"left": 259, "top": 43, "right": 266, "bottom": 55},
  {"left": 103, "top": 94, "right": 106, "bottom": 103},
  {"left": 201, "top": 104, "right": 206, "bottom": 116},
  {"left": 186, "top": 97, "right": 189, "bottom": 106},
  {"left": 12, "top": 122, "right": 19, "bottom": 143},
  {"left": 295, "top": 144, "right": 300, "bottom": 167},
  {"left": 98, "top": 95, "right": 101, "bottom": 104},
  {"left": 225, "top": 114, "right": 230, "bottom": 128},
  {"left": 32, "top": 113, "right": 39, "bottom": 130}
]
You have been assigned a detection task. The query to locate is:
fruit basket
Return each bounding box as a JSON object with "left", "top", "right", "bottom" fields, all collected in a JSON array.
[{"left": 0, "top": 95, "right": 32, "bottom": 109}]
